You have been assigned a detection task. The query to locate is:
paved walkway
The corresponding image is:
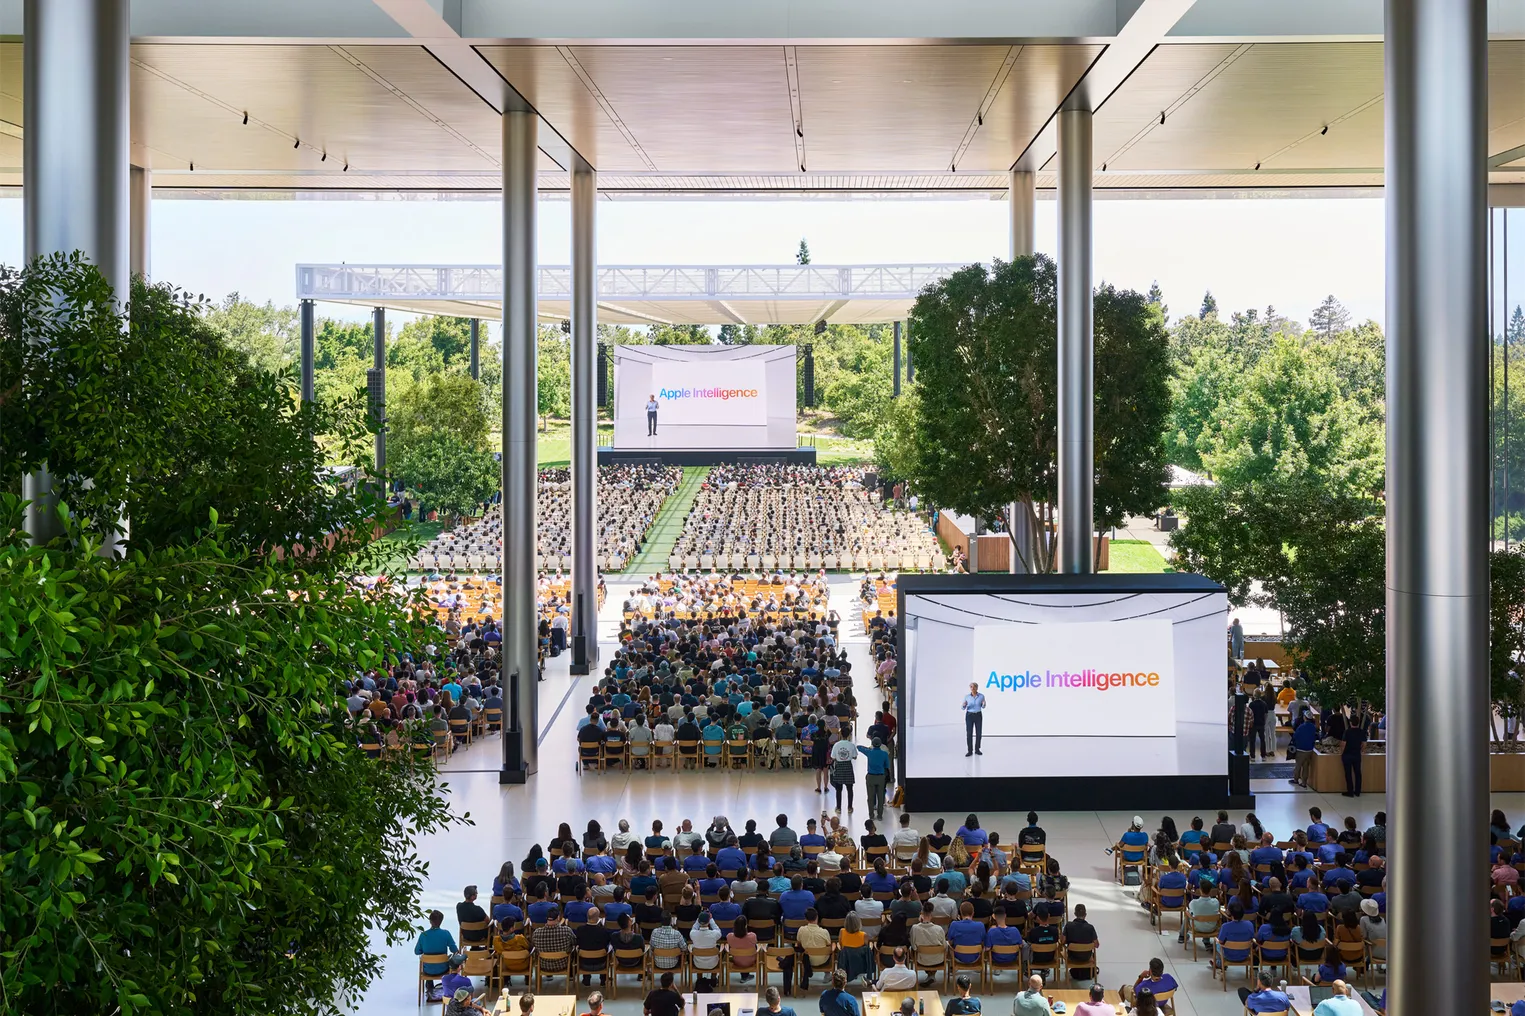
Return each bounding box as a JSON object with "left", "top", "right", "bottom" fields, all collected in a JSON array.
[{"left": 624, "top": 465, "right": 707, "bottom": 574}]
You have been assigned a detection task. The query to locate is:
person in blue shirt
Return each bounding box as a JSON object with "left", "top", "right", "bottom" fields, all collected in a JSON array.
[
  {"left": 1123, "top": 958, "right": 1178, "bottom": 1007},
  {"left": 630, "top": 861, "right": 658, "bottom": 899},
  {"left": 983, "top": 906, "right": 1024, "bottom": 963},
  {"left": 999, "top": 867, "right": 1031, "bottom": 892},
  {"left": 1307, "top": 807, "right": 1329, "bottom": 844},
  {"left": 414, "top": 910, "right": 458, "bottom": 1000},
  {"left": 1238, "top": 970, "right": 1291, "bottom": 1012},
  {"left": 1312, "top": 980, "right": 1367, "bottom": 1016},
  {"left": 527, "top": 887, "right": 558, "bottom": 925},
  {"left": 960, "top": 682, "right": 987, "bottom": 756},
  {"left": 947, "top": 901, "right": 986, "bottom": 961},
  {"left": 1248, "top": 833, "right": 1284, "bottom": 877},
  {"left": 1310, "top": 943, "right": 1346, "bottom": 984},
  {"left": 939, "top": 858, "right": 968, "bottom": 895},
  {"left": 563, "top": 889, "right": 594, "bottom": 926},
  {"left": 702, "top": 719, "right": 725, "bottom": 756},
  {"left": 602, "top": 886, "right": 633, "bottom": 927},
  {"left": 954, "top": 814, "right": 989, "bottom": 849},
  {"left": 699, "top": 864, "right": 728, "bottom": 899},
  {"left": 800, "top": 819, "right": 828, "bottom": 851},
  {"left": 492, "top": 861, "right": 521, "bottom": 899},
  {"left": 1179, "top": 817, "right": 1207, "bottom": 856},
  {"left": 683, "top": 845, "right": 711, "bottom": 873},
  {"left": 716, "top": 841, "right": 748, "bottom": 874},
  {"left": 1186, "top": 852, "right": 1217, "bottom": 891},
  {"left": 1155, "top": 862, "right": 1188, "bottom": 918},
  {"left": 587, "top": 850, "right": 618, "bottom": 876},
  {"left": 820, "top": 970, "right": 861, "bottom": 1016},
  {"left": 856, "top": 739, "right": 892, "bottom": 820},
  {"left": 1119, "top": 817, "right": 1150, "bottom": 863},
  {"left": 1321, "top": 854, "right": 1357, "bottom": 889},
  {"left": 865, "top": 859, "right": 899, "bottom": 895},
  {"left": 710, "top": 885, "right": 743, "bottom": 926},
  {"left": 1212, "top": 900, "right": 1256, "bottom": 972},
  {"left": 492, "top": 899, "right": 525, "bottom": 931},
  {"left": 1288, "top": 854, "right": 1316, "bottom": 890},
  {"left": 1298, "top": 887, "right": 1330, "bottom": 916},
  {"left": 777, "top": 876, "right": 816, "bottom": 925},
  {"left": 1291, "top": 713, "right": 1319, "bottom": 787}
]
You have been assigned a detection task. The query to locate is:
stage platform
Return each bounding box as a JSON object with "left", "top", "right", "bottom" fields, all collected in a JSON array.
[{"left": 597, "top": 447, "right": 817, "bottom": 466}]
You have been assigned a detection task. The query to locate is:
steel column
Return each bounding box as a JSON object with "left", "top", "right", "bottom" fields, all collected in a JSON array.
[
  {"left": 501, "top": 109, "right": 540, "bottom": 781},
  {"left": 469, "top": 318, "right": 480, "bottom": 380},
  {"left": 893, "top": 321, "right": 902, "bottom": 397},
  {"left": 22, "top": 0, "right": 129, "bottom": 546},
  {"left": 905, "top": 320, "right": 913, "bottom": 383},
  {"left": 1056, "top": 108, "right": 1094, "bottom": 574},
  {"left": 129, "top": 165, "right": 149, "bottom": 279},
  {"left": 1385, "top": 1, "right": 1489, "bottom": 1013},
  {"left": 1009, "top": 170, "right": 1036, "bottom": 259},
  {"left": 373, "top": 306, "right": 386, "bottom": 478},
  {"left": 570, "top": 162, "right": 599, "bottom": 676},
  {"left": 300, "top": 299, "right": 315, "bottom": 404}
]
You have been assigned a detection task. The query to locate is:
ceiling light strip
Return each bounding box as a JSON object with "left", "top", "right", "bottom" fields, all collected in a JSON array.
[
  {"left": 951, "top": 46, "right": 1022, "bottom": 172},
  {"left": 785, "top": 46, "right": 807, "bottom": 173},
  {"left": 1256, "top": 92, "right": 1384, "bottom": 169},
  {"left": 329, "top": 46, "right": 498, "bottom": 168},
  {"left": 556, "top": 46, "right": 658, "bottom": 172},
  {"left": 1101, "top": 43, "right": 1253, "bottom": 169},
  {"left": 133, "top": 57, "right": 329, "bottom": 166}
]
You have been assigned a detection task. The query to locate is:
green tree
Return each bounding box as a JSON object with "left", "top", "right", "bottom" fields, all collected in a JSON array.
[
  {"left": 646, "top": 323, "right": 711, "bottom": 345},
  {"left": 1309, "top": 294, "right": 1352, "bottom": 340},
  {"left": 889, "top": 256, "right": 1171, "bottom": 572},
  {"left": 718, "top": 323, "right": 762, "bottom": 345},
  {"left": 389, "top": 371, "right": 493, "bottom": 456},
  {"left": 1165, "top": 343, "right": 1240, "bottom": 472},
  {"left": 0, "top": 254, "right": 461, "bottom": 1016},
  {"left": 1492, "top": 548, "right": 1525, "bottom": 743},
  {"left": 1204, "top": 336, "right": 1382, "bottom": 495},
  {"left": 1170, "top": 476, "right": 1386, "bottom": 706},
  {"left": 538, "top": 326, "right": 572, "bottom": 427},
  {"left": 203, "top": 293, "right": 299, "bottom": 374},
  {"left": 797, "top": 239, "right": 811, "bottom": 265},
  {"left": 396, "top": 314, "right": 472, "bottom": 370},
  {"left": 394, "top": 431, "right": 499, "bottom": 521},
  {"left": 1200, "top": 290, "right": 1218, "bottom": 319}
]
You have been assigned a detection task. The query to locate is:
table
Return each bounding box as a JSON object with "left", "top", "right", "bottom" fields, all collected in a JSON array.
[
  {"left": 1491, "top": 982, "right": 1525, "bottom": 1012},
  {"left": 683, "top": 992, "right": 759, "bottom": 1016},
  {"left": 1043, "top": 990, "right": 1123, "bottom": 1013},
  {"left": 862, "top": 991, "right": 945, "bottom": 1016},
  {"left": 493, "top": 994, "right": 577, "bottom": 1016},
  {"left": 1286, "top": 985, "right": 1380, "bottom": 1015}
]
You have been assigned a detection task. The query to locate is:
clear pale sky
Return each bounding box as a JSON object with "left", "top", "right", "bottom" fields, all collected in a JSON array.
[{"left": 0, "top": 193, "right": 1388, "bottom": 335}]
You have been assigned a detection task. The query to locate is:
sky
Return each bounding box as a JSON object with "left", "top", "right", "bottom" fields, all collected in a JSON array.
[{"left": 0, "top": 193, "right": 1389, "bottom": 336}]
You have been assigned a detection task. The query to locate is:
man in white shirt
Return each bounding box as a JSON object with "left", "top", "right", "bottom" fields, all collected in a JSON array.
[
  {"left": 646, "top": 395, "right": 660, "bottom": 436},
  {"left": 893, "top": 814, "right": 922, "bottom": 862},
  {"left": 688, "top": 913, "right": 722, "bottom": 971},
  {"left": 854, "top": 886, "right": 884, "bottom": 939},
  {"left": 873, "top": 948, "right": 919, "bottom": 990}
]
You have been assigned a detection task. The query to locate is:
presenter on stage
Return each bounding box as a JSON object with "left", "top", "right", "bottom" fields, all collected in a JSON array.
[
  {"left": 961, "top": 682, "right": 986, "bottom": 757},
  {"left": 646, "top": 394, "right": 659, "bottom": 436}
]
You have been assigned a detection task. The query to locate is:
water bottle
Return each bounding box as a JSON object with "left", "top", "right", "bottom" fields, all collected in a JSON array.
[{"left": 918, "top": 1000, "right": 924, "bottom": 1016}]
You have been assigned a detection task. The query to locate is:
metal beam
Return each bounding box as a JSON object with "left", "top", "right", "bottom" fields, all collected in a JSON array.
[
  {"left": 816, "top": 299, "right": 850, "bottom": 323},
  {"left": 300, "top": 299, "right": 315, "bottom": 404},
  {"left": 1010, "top": 170, "right": 1036, "bottom": 258},
  {"left": 1057, "top": 108, "right": 1094, "bottom": 574},
  {"left": 501, "top": 108, "right": 540, "bottom": 783},
  {"left": 1014, "top": 0, "right": 1198, "bottom": 173},
  {"left": 469, "top": 317, "right": 480, "bottom": 379},
  {"left": 569, "top": 161, "right": 598, "bottom": 676},
  {"left": 709, "top": 300, "right": 747, "bottom": 325},
  {"left": 1385, "top": 1, "right": 1489, "bottom": 1014},
  {"left": 372, "top": 305, "right": 387, "bottom": 477}
]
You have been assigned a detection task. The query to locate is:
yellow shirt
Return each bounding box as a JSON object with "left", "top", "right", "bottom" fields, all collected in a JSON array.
[
  {"left": 840, "top": 929, "right": 867, "bottom": 948},
  {"left": 1277, "top": 686, "right": 1297, "bottom": 707}
]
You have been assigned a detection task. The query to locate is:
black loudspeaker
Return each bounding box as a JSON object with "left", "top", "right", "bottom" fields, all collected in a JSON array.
[
  {"left": 499, "top": 729, "right": 527, "bottom": 784},
  {"left": 365, "top": 368, "right": 385, "bottom": 425},
  {"left": 1228, "top": 752, "right": 1251, "bottom": 799},
  {"left": 803, "top": 343, "right": 815, "bottom": 407},
  {"left": 864, "top": 471, "right": 878, "bottom": 490},
  {"left": 597, "top": 344, "right": 609, "bottom": 408}
]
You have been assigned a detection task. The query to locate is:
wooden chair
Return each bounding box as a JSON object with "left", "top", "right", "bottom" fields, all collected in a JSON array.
[
  {"left": 1491, "top": 937, "right": 1518, "bottom": 980},
  {"left": 949, "top": 942, "right": 988, "bottom": 992},
  {"left": 726, "top": 737, "right": 752, "bottom": 769},
  {"left": 689, "top": 946, "right": 723, "bottom": 985},
  {"left": 819, "top": 917, "right": 847, "bottom": 940},
  {"left": 483, "top": 706, "right": 503, "bottom": 732},
  {"left": 457, "top": 919, "right": 492, "bottom": 950},
  {"left": 1063, "top": 942, "right": 1098, "bottom": 984},
  {"left": 676, "top": 740, "right": 702, "bottom": 770},
  {"left": 911, "top": 942, "right": 947, "bottom": 989},
  {"left": 986, "top": 943, "right": 1024, "bottom": 988},
  {"left": 650, "top": 948, "right": 688, "bottom": 989},
  {"left": 359, "top": 738, "right": 383, "bottom": 759},
  {"left": 749, "top": 918, "right": 777, "bottom": 945},
  {"left": 1294, "top": 941, "right": 1327, "bottom": 981},
  {"left": 1018, "top": 843, "right": 1047, "bottom": 876},
  {"left": 601, "top": 737, "right": 628, "bottom": 773},
  {"left": 1190, "top": 914, "right": 1223, "bottom": 963},
  {"left": 462, "top": 948, "right": 497, "bottom": 993},
  {"left": 448, "top": 717, "right": 472, "bottom": 747},
  {"left": 721, "top": 939, "right": 762, "bottom": 988},
  {"left": 801, "top": 940, "right": 837, "bottom": 989},
  {"left": 581, "top": 946, "right": 618, "bottom": 997},
  {"left": 495, "top": 946, "right": 532, "bottom": 992},
  {"left": 418, "top": 952, "right": 451, "bottom": 1004},
  {"left": 1156, "top": 887, "right": 1188, "bottom": 933},
  {"left": 1115, "top": 842, "right": 1147, "bottom": 884},
  {"left": 761, "top": 950, "right": 793, "bottom": 993},
  {"left": 701, "top": 737, "right": 726, "bottom": 767},
  {"left": 1335, "top": 939, "right": 1370, "bottom": 988},
  {"left": 651, "top": 738, "right": 676, "bottom": 770},
  {"left": 432, "top": 728, "right": 452, "bottom": 758},
  {"left": 861, "top": 846, "right": 889, "bottom": 871},
  {"left": 1256, "top": 937, "right": 1293, "bottom": 984},
  {"left": 532, "top": 950, "right": 573, "bottom": 992},
  {"left": 1027, "top": 942, "right": 1061, "bottom": 982},
  {"left": 781, "top": 917, "right": 807, "bottom": 941},
  {"left": 1215, "top": 938, "right": 1255, "bottom": 990}
]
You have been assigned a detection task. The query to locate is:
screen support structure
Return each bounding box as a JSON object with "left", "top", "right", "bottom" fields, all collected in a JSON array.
[{"left": 569, "top": 160, "right": 598, "bottom": 676}]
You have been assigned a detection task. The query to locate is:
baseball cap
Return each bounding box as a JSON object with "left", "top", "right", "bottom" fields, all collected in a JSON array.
[{"left": 454, "top": 988, "right": 472, "bottom": 1002}]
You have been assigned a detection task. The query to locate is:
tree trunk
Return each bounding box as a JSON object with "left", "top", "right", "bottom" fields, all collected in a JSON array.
[{"left": 1007, "top": 498, "right": 1055, "bottom": 574}]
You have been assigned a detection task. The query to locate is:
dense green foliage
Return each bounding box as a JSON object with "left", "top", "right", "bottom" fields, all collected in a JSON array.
[
  {"left": 1, "top": 255, "right": 462, "bottom": 1016},
  {"left": 880, "top": 256, "right": 1171, "bottom": 572}
]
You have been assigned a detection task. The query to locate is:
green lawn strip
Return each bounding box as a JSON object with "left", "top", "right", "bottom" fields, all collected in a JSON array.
[
  {"left": 624, "top": 466, "right": 709, "bottom": 574},
  {"left": 1105, "top": 538, "right": 1170, "bottom": 573}
]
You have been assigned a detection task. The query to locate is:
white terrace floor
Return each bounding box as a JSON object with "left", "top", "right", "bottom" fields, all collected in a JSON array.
[{"left": 346, "top": 574, "right": 1457, "bottom": 1016}]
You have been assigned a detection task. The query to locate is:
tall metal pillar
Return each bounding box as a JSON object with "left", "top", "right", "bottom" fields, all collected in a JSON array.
[
  {"left": 1056, "top": 108, "right": 1094, "bottom": 574},
  {"left": 893, "top": 321, "right": 902, "bottom": 397},
  {"left": 22, "top": 0, "right": 129, "bottom": 546},
  {"left": 1385, "top": 0, "right": 1489, "bottom": 1012},
  {"left": 299, "top": 299, "right": 316, "bottom": 404},
  {"left": 1009, "top": 168, "right": 1037, "bottom": 572},
  {"left": 469, "top": 318, "right": 481, "bottom": 380},
  {"left": 372, "top": 306, "right": 387, "bottom": 478},
  {"left": 905, "top": 320, "right": 913, "bottom": 383},
  {"left": 1009, "top": 170, "right": 1035, "bottom": 259},
  {"left": 501, "top": 109, "right": 540, "bottom": 782},
  {"left": 569, "top": 161, "right": 599, "bottom": 677},
  {"left": 129, "top": 165, "right": 150, "bottom": 279}
]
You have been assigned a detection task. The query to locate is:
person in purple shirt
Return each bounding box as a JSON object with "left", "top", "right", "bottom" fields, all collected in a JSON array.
[
  {"left": 1321, "top": 855, "right": 1357, "bottom": 889},
  {"left": 865, "top": 860, "right": 899, "bottom": 895},
  {"left": 983, "top": 905, "right": 1024, "bottom": 963},
  {"left": 1123, "top": 958, "right": 1178, "bottom": 1007},
  {"left": 1247, "top": 833, "right": 1284, "bottom": 875},
  {"left": 601, "top": 887, "right": 633, "bottom": 926},
  {"left": 1299, "top": 888, "right": 1330, "bottom": 915},
  {"left": 777, "top": 877, "right": 816, "bottom": 923},
  {"left": 1307, "top": 808, "right": 1330, "bottom": 844},
  {"left": 1212, "top": 900, "right": 1256, "bottom": 971},
  {"left": 954, "top": 814, "right": 989, "bottom": 848},
  {"left": 682, "top": 846, "right": 711, "bottom": 873},
  {"left": 716, "top": 842, "right": 748, "bottom": 873},
  {"left": 1239, "top": 971, "right": 1291, "bottom": 1012},
  {"left": 1288, "top": 855, "right": 1316, "bottom": 890},
  {"left": 586, "top": 852, "right": 618, "bottom": 876}
]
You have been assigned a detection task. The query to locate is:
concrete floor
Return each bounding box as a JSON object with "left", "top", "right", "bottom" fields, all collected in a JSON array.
[{"left": 342, "top": 574, "right": 1432, "bottom": 1016}]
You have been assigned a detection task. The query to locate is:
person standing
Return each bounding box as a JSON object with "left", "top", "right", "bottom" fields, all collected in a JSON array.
[
  {"left": 856, "top": 737, "right": 890, "bottom": 819},
  {"left": 1230, "top": 617, "right": 1245, "bottom": 660},
  {"left": 1341, "top": 709, "right": 1368, "bottom": 797},
  {"left": 830, "top": 727, "right": 858, "bottom": 812},
  {"left": 961, "top": 682, "right": 986, "bottom": 757},
  {"left": 1290, "top": 711, "right": 1318, "bottom": 788},
  {"left": 646, "top": 394, "right": 659, "bottom": 436}
]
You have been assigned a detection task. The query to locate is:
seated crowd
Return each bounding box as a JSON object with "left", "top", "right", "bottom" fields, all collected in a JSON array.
[
  {"left": 411, "top": 464, "right": 680, "bottom": 574},
  {"left": 673, "top": 464, "right": 943, "bottom": 572},
  {"left": 415, "top": 810, "right": 1076, "bottom": 1008},
  {"left": 620, "top": 571, "right": 832, "bottom": 624}
]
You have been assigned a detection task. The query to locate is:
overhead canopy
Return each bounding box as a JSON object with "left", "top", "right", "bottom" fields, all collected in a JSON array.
[
  {"left": 297, "top": 262, "right": 961, "bottom": 324},
  {"left": 1, "top": 0, "right": 1522, "bottom": 198}
]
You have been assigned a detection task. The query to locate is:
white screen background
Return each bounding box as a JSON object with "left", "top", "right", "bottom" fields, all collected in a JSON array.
[
  {"left": 903, "top": 589, "right": 1228, "bottom": 779},
  {"left": 613, "top": 344, "right": 797, "bottom": 450}
]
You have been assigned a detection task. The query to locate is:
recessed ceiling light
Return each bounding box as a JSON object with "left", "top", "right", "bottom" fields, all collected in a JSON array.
[
  {"left": 901, "top": 79, "right": 913, "bottom": 84},
  {"left": 663, "top": 57, "right": 673, "bottom": 61},
  {"left": 831, "top": 79, "right": 842, "bottom": 84}
]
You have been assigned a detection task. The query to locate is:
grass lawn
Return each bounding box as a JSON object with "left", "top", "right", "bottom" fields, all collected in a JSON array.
[
  {"left": 809, "top": 433, "right": 876, "bottom": 466},
  {"left": 369, "top": 519, "right": 446, "bottom": 572},
  {"left": 1106, "top": 538, "right": 1171, "bottom": 573},
  {"left": 491, "top": 421, "right": 614, "bottom": 467}
]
